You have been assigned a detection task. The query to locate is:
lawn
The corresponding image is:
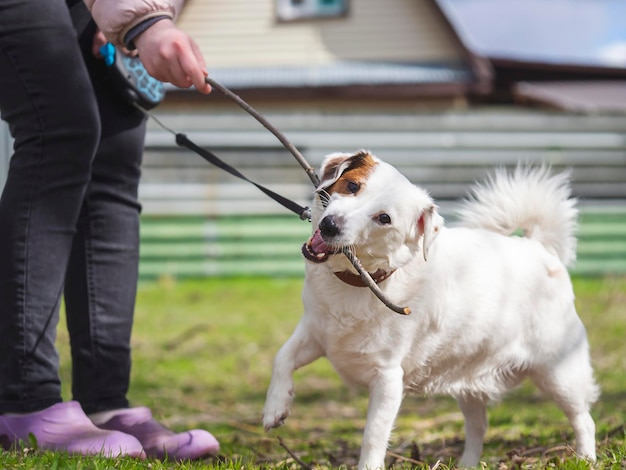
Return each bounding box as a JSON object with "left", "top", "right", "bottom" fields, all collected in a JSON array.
[{"left": 1, "top": 275, "right": 624, "bottom": 469}]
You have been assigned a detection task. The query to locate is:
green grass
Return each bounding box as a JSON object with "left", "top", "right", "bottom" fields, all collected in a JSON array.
[{"left": 1, "top": 276, "right": 625, "bottom": 469}]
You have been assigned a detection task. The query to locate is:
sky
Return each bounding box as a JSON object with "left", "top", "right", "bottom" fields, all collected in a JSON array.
[{"left": 437, "top": 0, "right": 626, "bottom": 68}]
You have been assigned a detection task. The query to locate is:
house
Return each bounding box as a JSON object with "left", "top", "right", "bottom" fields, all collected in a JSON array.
[
  {"left": 145, "top": 0, "right": 626, "bottom": 211},
  {"left": 1, "top": 0, "right": 624, "bottom": 277},
  {"left": 137, "top": 0, "right": 626, "bottom": 279}
]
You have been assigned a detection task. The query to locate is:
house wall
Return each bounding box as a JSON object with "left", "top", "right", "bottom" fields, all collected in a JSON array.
[{"left": 177, "top": 0, "right": 465, "bottom": 68}]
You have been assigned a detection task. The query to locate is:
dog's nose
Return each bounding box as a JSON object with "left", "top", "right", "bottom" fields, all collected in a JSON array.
[{"left": 319, "top": 215, "right": 340, "bottom": 237}]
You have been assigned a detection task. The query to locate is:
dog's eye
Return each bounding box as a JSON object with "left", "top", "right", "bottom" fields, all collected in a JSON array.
[
  {"left": 377, "top": 213, "right": 392, "bottom": 225},
  {"left": 347, "top": 181, "right": 360, "bottom": 194}
]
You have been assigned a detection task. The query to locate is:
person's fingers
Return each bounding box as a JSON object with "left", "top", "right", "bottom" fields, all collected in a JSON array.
[
  {"left": 175, "top": 38, "right": 210, "bottom": 93},
  {"left": 92, "top": 30, "right": 108, "bottom": 57},
  {"left": 134, "top": 20, "right": 210, "bottom": 93},
  {"left": 190, "top": 39, "right": 211, "bottom": 93}
]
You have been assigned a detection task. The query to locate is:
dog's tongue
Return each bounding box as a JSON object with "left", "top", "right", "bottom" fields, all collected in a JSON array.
[
  {"left": 310, "top": 229, "right": 329, "bottom": 254},
  {"left": 302, "top": 229, "right": 337, "bottom": 263}
]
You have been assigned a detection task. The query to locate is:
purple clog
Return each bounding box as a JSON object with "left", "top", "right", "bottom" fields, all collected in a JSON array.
[
  {"left": 95, "top": 406, "right": 219, "bottom": 461},
  {"left": 0, "top": 401, "right": 144, "bottom": 458}
]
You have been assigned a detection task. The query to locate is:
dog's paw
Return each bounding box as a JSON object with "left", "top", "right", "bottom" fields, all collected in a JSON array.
[
  {"left": 263, "top": 382, "right": 295, "bottom": 431},
  {"left": 262, "top": 398, "right": 291, "bottom": 431},
  {"left": 262, "top": 409, "right": 289, "bottom": 431}
]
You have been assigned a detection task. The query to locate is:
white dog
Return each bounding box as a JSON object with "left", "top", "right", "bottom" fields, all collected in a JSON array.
[{"left": 263, "top": 151, "right": 599, "bottom": 469}]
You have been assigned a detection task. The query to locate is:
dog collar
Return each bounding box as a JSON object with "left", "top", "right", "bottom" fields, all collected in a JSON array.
[{"left": 333, "top": 269, "right": 395, "bottom": 287}]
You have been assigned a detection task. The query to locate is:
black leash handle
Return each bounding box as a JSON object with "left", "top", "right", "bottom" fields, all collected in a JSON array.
[{"left": 175, "top": 133, "right": 311, "bottom": 221}]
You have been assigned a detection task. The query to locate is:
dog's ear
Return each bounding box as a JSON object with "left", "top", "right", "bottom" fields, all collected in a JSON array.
[
  {"left": 318, "top": 154, "right": 351, "bottom": 191},
  {"left": 317, "top": 151, "right": 371, "bottom": 192},
  {"left": 417, "top": 205, "right": 443, "bottom": 262}
]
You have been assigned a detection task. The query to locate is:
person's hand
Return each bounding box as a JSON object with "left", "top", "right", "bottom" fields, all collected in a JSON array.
[
  {"left": 92, "top": 30, "right": 108, "bottom": 57},
  {"left": 133, "top": 19, "right": 211, "bottom": 94}
]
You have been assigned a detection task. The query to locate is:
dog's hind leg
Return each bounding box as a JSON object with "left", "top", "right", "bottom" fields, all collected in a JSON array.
[
  {"left": 456, "top": 394, "right": 488, "bottom": 467},
  {"left": 263, "top": 319, "right": 323, "bottom": 431},
  {"left": 529, "top": 334, "right": 599, "bottom": 462},
  {"left": 358, "top": 366, "right": 404, "bottom": 470}
]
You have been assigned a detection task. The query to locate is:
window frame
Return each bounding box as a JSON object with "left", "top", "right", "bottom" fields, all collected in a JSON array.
[{"left": 275, "top": 0, "right": 349, "bottom": 22}]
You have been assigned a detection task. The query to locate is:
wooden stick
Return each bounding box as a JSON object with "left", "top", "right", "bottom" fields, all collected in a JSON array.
[
  {"left": 277, "top": 436, "right": 313, "bottom": 470},
  {"left": 206, "top": 77, "right": 320, "bottom": 187},
  {"left": 386, "top": 450, "right": 425, "bottom": 466},
  {"left": 342, "top": 248, "right": 412, "bottom": 315}
]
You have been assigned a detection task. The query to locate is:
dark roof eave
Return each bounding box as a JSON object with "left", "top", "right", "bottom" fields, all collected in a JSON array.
[
  {"left": 430, "top": 0, "right": 494, "bottom": 95},
  {"left": 513, "top": 80, "right": 626, "bottom": 113},
  {"left": 490, "top": 56, "right": 626, "bottom": 77}
]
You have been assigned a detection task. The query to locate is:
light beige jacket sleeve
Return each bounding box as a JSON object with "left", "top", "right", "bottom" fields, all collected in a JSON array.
[{"left": 84, "top": 0, "right": 186, "bottom": 46}]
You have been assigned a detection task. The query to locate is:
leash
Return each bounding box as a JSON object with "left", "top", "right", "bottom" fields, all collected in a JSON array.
[
  {"left": 136, "top": 77, "right": 411, "bottom": 316},
  {"left": 140, "top": 109, "right": 312, "bottom": 221},
  {"left": 177, "top": 133, "right": 312, "bottom": 221}
]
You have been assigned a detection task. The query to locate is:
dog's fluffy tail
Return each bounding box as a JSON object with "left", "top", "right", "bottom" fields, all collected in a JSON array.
[{"left": 457, "top": 165, "right": 578, "bottom": 267}]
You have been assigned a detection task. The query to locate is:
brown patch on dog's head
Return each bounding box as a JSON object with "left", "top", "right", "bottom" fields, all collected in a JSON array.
[{"left": 318, "top": 151, "right": 378, "bottom": 196}]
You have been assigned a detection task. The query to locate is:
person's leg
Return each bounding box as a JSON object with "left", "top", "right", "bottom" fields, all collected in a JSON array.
[
  {"left": 63, "top": 11, "right": 220, "bottom": 459},
  {"left": 0, "top": 0, "right": 143, "bottom": 457},
  {"left": 0, "top": 0, "right": 100, "bottom": 414},
  {"left": 64, "top": 19, "right": 146, "bottom": 413}
]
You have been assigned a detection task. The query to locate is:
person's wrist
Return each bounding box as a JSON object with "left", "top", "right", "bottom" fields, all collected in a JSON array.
[
  {"left": 132, "top": 18, "right": 177, "bottom": 51},
  {"left": 124, "top": 16, "right": 171, "bottom": 50}
]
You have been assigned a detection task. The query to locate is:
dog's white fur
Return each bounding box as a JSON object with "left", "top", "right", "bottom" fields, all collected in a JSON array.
[{"left": 263, "top": 152, "right": 598, "bottom": 469}]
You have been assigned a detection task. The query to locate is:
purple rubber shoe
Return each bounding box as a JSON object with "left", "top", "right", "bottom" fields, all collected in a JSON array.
[
  {"left": 0, "top": 401, "right": 144, "bottom": 458},
  {"left": 95, "top": 407, "right": 219, "bottom": 461}
]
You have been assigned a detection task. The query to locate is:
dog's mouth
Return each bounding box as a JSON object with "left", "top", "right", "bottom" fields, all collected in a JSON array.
[{"left": 302, "top": 229, "right": 343, "bottom": 263}]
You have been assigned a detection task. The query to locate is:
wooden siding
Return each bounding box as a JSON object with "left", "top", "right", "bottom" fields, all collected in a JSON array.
[
  {"left": 141, "top": 105, "right": 626, "bottom": 213},
  {"left": 139, "top": 106, "right": 626, "bottom": 277},
  {"left": 176, "top": 0, "right": 465, "bottom": 67}
]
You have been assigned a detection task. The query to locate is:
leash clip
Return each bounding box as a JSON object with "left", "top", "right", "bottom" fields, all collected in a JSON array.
[
  {"left": 299, "top": 207, "right": 312, "bottom": 221},
  {"left": 99, "top": 43, "right": 116, "bottom": 66}
]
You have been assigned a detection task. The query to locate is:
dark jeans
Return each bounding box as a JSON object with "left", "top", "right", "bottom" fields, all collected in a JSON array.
[{"left": 0, "top": 0, "right": 146, "bottom": 414}]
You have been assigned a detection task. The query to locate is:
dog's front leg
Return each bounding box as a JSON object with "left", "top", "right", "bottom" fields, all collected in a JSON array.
[
  {"left": 358, "top": 366, "right": 404, "bottom": 470},
  {"left": 263, "top": 319, "right": 323, "bottom": 431}
]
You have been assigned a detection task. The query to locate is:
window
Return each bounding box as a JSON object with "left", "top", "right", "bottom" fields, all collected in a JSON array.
[{"left": 276, "top": 0, "right": 348, "bottom": 21}]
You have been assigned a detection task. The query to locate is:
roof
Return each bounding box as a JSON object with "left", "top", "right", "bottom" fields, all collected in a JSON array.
[
  {"left": 435, "top": 0, "right": 626, "bottom": 69},
  {"left": 433, "top": 0, "right": 626, "bottom": 112},
  {"left": 165, "top": 61, "right": 480, "bottom": 98},
  {"left": 206, "top": 61, "right": 474, "bottom": 89}
]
